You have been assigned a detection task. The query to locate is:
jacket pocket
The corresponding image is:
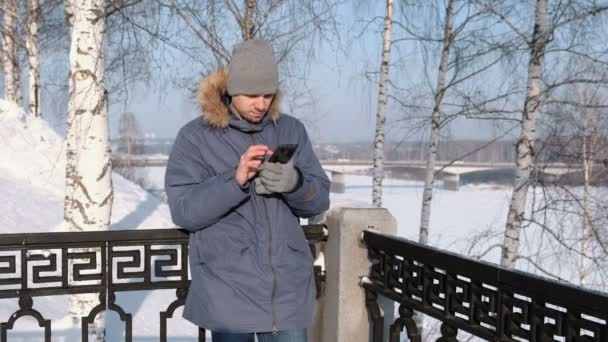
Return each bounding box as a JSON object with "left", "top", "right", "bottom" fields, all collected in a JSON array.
[
  {"left": 195, "top": 228, "right": 253, "bottom": 266},
  {"left": 278, "top": 238, "right": 315, "bottom": 303},
  {"left": 286, "top": 238, "right": 314, "bottom": 263}
]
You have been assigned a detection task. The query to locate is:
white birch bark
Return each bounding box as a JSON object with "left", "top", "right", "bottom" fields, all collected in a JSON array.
[
  {"left": 13, "top": 35, "right": 22, "bottom": 106},
  {"left": 25, "top": 0, "right": 41, "bottom": 117},
  {"left": 243, "top": 0, "right": 255, "bottom": 40},
  {"left": 2, "top": 0, "right": 17, "bottom": 103},
  {"left": 63, "top": 0, "right": 112, "bottom": 329},
  {"left": 64, "top": 0, "right": 111, "bottom": 231},
  {"left": 63, "top": 0, "right": 76, "bottom": 232},
  {"left": 418, "top": 0, "right": 454, "bottom": 245},
  {"left": 580, "top": 108, "right": 591, "bottom": 287},
  {"left": 501, "top": 0, "right": 549, "bottom": 268},
  {"left": 371, "top": 0, "right": 393, "bottom": 208}
]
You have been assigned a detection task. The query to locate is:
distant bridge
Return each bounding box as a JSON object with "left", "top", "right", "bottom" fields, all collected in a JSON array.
[
  {"left": 112, "top": 157, "right": 585, "bottom": 190},
  {"left": 320, "top": 159, "right": 578, "bottom": 175},
  {"left": 321, "top": 160, "right": 583, "bottom": 190}
]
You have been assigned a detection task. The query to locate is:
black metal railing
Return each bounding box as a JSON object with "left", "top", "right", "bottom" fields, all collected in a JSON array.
[
  {"left": 0, "top": 225, "right": 327, "bottom": 342},
  {"left": 361, "top": 230, "right": 608, "bottom": 342}
]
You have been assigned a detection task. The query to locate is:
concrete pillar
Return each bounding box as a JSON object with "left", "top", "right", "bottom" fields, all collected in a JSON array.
[
  {"left": 309, "top": 208, "right": 397, "bottom": 342},
  {"left": 330, "top": 171, "right": 345, "bottom": 194},
  {"left": 443, "top": 173, "right": 460, "bottom": 191}
]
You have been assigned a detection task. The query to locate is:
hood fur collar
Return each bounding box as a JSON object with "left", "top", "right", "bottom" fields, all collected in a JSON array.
[{"left": 197, "top": 68, "right": 282, "bottom": 128}]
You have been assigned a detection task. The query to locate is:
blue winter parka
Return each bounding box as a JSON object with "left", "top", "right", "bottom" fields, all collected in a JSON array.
[{"left": 164, "top": 69, "right": 330, "bottom": 333}]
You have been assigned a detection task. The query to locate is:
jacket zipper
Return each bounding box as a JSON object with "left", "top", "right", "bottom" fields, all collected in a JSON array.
[
  {"left": 269, "top": 214, "right": 278, "bottom": 336},
  {"left": 250, "top": 133, "right": 279, "bottom": 335},
  {"left": 267, "top": 204, "right": 279, "bottom": 336}
]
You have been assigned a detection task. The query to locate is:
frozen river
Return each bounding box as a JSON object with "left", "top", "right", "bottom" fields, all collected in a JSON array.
[
  {"left": 142, "top": 165, "right": 607, "bottom": 290},
  {"left": 142, "top": 166, "right": 512, "bottom": 259}
]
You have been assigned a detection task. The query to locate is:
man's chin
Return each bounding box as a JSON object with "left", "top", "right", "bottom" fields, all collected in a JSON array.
[{"left": 244, "top": 114, "right": 265, "bottom": 123}]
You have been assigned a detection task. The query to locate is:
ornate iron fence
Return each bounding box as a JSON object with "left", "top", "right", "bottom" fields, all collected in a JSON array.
[
  {"left": 361, "top": 230, "right": 608, "bottom": 342},
  {"left": 0, "top": 225, "right": 327, "bottom": 342}
]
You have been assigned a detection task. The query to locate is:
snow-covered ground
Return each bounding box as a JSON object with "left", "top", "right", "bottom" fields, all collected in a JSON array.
[
  {"left": 0, "top": 100, "right": 174, "bottom": 234},
  {"left": 0, "top": 100, "right": 197, "bottom": 341},
  {"left": 1, "top": 98, "right": 605, "bottom": 341}
]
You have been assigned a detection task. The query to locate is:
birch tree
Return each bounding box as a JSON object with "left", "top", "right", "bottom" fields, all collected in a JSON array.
[
  {"left": 2, "top": 0, "right": 53, "bottom": 116},
  {"left": 392, "top": 0, "right": 519, "bottom": 243},
  {"left": 2, "top": 0, "right": 20, "bottom": 104},
  {"left": 371, "top": 0, "right": 393, "bottom": 208},
  {"left": 63, "top": 0, "right": 112, "bottom": 326},
  {"left": 243, "top": 0, "right": 255, "bottom": 40},
  {"left": 514, "top": 81, "right": 608, "bottom": 288},
  {"left": 63, "top": 0, "right": 111, "bottom": 232},
  {"left": 497, "top": 0, "right": 608, "bottom": 268},
  {"left": 25, "top": 0, "right": 41, "bottom": 116},
  {"left": 569, "top": 84, "right": 602, "bottom": 287},
  {"left": 538, "top": 78, "right": 608, "bottom": 287},
  {"left": 117, "top": 111, "right": 142, "bottom": 156},
  {"left": 418, "top": 0, "right": 454, "bottom": 243},
  {"left": 580, "top": 95, "right": 595, "bottom": 287},
  {"left": 501, "top": 0, "right": 550, "bottom": 268}
]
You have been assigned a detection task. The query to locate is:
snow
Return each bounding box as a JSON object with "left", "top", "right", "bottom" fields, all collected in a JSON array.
[
  {"left": 145, "top": 166, "right": 167, "bottom": 191},
  {"left": 330, "top": 175, "right": 607, "bottom": 289},
  {"left": 0, "top": 100, "right": 194, "bottom": 340},
  {"left": 0, "top": 100, "right": 174, "bottom": 234},
  {"left": 329, "top": 175, "right": 510, "bottom": 252}
]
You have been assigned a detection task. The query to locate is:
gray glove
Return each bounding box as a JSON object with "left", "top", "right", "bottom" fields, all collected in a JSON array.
[
  {"left": 254, "top": 177, "right": 273, "bottom": 195},
  {"left": 254, "top": 157, "right": 300, "bottom": 194}
]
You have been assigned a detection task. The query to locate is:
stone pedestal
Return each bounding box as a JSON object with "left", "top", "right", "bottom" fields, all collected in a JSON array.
[{"left": 309, "top": 208, "right": 397, "bottom": 342}]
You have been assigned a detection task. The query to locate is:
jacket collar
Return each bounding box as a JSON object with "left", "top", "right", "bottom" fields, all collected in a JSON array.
[{"left": 197, "top": 68, "right": 282, "bottom": 129}]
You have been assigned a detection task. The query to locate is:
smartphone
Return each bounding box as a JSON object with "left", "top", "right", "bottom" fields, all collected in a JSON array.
[{"left": 268, "top": 144, "right": 298, "bottom": 164}]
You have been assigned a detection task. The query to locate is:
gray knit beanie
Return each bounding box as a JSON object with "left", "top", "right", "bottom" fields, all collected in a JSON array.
[{"left": 227, "top": 39, "right": 279, "bottom": 96}]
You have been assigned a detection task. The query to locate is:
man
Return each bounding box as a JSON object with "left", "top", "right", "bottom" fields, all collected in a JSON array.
[{"left": 165, "top": 39, "right": 330, "bottom": 342}]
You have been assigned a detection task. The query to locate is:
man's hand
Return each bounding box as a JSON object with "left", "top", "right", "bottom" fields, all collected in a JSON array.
[
  {"left": 235, "top": 145, "right": 271, "bottom": 186},
  {"left": 255, "top": 157, "right": 301, "bottom": 194}
]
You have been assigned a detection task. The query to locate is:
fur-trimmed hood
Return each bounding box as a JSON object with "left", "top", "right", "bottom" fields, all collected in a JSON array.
[{"left": 197, "top": 68, "right": 282, "bottom": 128}]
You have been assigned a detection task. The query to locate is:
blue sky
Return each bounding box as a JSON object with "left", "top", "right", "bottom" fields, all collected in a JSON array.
[
  {"left": 112, "top": 1, "right": 507, "bottom": 143},
  {"left": 34, "top": 0, "right": 515, "bottom": 144}
]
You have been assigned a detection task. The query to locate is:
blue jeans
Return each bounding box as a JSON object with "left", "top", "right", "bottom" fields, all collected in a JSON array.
[{"left": 211, "top": 329, "right": 307, "bottom": 342}]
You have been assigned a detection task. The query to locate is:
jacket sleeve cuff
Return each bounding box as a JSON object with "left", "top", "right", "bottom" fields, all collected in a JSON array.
[
  {"left": 287, "top": 167, "right": 304, "bottom": 194},
  {"left": 225, "top": 169, "right": 251, "bottom": 194},
  {"left": 283, "top": 176, "right": 312, "bottom": 202}
]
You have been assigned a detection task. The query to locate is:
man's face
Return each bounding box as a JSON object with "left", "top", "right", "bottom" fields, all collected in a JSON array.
[{"left": 230, "top": 94, "right": 275, "bottom": 123}]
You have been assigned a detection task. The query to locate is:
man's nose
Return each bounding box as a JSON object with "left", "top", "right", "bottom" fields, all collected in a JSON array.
[{"left": 254, "top": 97, "right": 267, "bottom": 110}]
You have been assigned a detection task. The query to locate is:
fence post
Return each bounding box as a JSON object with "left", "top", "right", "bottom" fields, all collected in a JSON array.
[{"left": 310, "top": 207, "right": 397, "bottom": 342}]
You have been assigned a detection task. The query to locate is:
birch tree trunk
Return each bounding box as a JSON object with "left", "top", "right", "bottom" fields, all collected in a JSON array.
[
  {"left": 13, "top": 34, "right": 22, "bottom": 107},
  {"left": 580, "top": 109, "right": 591, "bottom": 286},
  {"left": 501, "top": 0, "right": 549, "bottom": 268},
  {"left": 25, "top": 0, "right": 41, "bottom": 117},
  {"left": 371, "top": 0, "right": 393, "bottom": 208},
  {"left": 2, "top": 0, "right": 18, "bottom": 103},
  {"left": 63, "top": 0, "right": 112, "bottom": 332},
  {"left": 243, "top": 0, "right": 255, "bottom": 40},
  {"left": 64, "top": 0, "right": 111, "bottom": 231},
  {"left": 418, "top": 0, "right": 454, "bottom": 245},
  {"left": 63, "top": 0, "right": 76, "bottom": 233}
]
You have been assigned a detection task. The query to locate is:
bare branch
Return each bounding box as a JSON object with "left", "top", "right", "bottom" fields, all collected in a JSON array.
[{"left": 472, "top": 0, "right": 529, "bottom": 43}]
